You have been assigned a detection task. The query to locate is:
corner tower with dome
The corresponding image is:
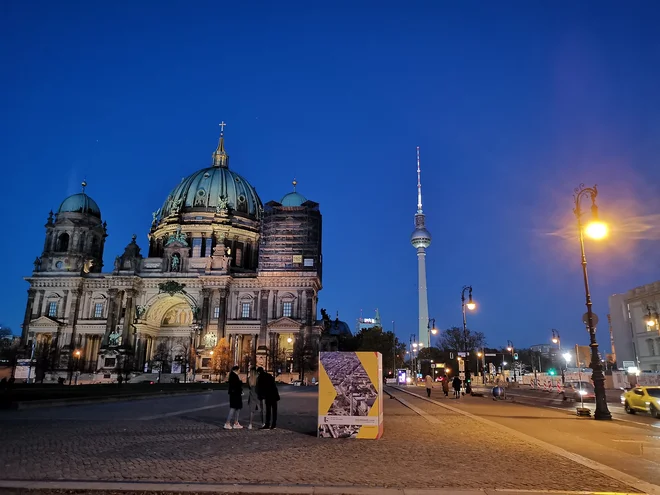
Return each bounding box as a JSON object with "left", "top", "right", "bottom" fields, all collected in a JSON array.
[{"left": 21, "top": 126, "right": 323, "bottom": 380}]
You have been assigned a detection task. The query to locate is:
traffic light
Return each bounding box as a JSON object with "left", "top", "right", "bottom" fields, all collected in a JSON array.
[{"left": 548, "top": 369, "right": 556, "bottom": 376}]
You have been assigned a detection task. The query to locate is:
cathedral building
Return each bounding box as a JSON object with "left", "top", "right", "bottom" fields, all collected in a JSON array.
[{"left": 21, "top": 128, "right": 323, "bottom": 378}]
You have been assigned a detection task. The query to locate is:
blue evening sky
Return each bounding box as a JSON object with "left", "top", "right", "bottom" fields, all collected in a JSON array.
[{"left": 2, "top": 1, "right": 659, "bottom": 351}]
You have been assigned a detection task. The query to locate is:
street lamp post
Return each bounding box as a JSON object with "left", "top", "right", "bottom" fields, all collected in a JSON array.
[
  {"left": 506, "top": 340, "right": 515, "bottom": 382},
  {"left": 461, "top": 286, "right": 476, "bottom": 389},
  {"left": 573, "top": 184, "right": 611, "bottom": 420},
  {"left": 428, "top": 318, "right": 438, "bottom": 349},
  {"left": 552, "top": 330, "right": 565, "bottom": 383},
  {"left": 476, "top": 351, "right": 482, "bottom": 381},
  {"left": 287, "top": 337, "right": 293, "bottom": 374}
]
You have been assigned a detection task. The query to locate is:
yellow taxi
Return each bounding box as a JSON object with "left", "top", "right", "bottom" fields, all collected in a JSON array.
[{"left": 621, "top": 386, "right": 660, "bottom": 418}]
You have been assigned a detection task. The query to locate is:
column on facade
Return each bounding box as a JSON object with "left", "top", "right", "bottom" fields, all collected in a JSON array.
[
  {"left": 37, "top": 289, "right": 46, "bottom": 317},
  {"left": 121, "top": 289, "right": 136, "bottom": 348},
  {"left": 200, "top": 288, "right": 211, "bottom": 342},
  {"left": 145, "top": 336, "right": 154, "bottom": 368},
  {"left": 22, "top": 289, "right": 37, "bottom": 342},
  {"left": 68, "top": 288, "right": 82, "bottom": 352},
  {"left": 297, "top": 290, "right": 303, "bottom": 320},
  {"left": 61, "top": 289, "right": 69, "bottom": 321},
  {"left": 82, "top": 334, "right": 90, "bottom": 369},
  {"left": 89, "top": 335, "right": 101, "bottom": 371},
  {"left": 272, "top": 290, "right": 278, "bottom": 319},
  {"left": 251, "top": 333, "right": 258, "bottom": 366},
  {"left": 304, "top": 289, "right": 314, "bottom": 329},
  {"left": 258, "top": 290, "right": 270, "bottom": 351},
  {"left": 217, "top": 289, "right": 227, "bottom": 340},
  {"left": 103, "top": 288, "right": 119, "bottom": 345}
]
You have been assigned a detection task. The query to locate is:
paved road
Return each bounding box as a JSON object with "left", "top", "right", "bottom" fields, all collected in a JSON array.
[
  {"left": 392, "top": 385, "right": 660, "bottom": 493},
  {"left": 472, "top": 385, "right": 660, "bottom": 428},
  {"left": 0, "top": 385, "right": 654, "bottom": 494}
]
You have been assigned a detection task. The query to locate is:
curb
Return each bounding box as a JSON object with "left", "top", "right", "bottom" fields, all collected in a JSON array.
[
  {"left": 7, "top": 389, "right": 216, "bottom": 410},
  {"left": 0, "top": 480, "right": 640, "bottom": 495}
]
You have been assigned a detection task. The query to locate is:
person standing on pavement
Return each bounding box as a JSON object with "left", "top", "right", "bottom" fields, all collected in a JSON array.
[
  {"left": 442, "top": 376, "right": 449, "bottom": 397},
  {"left": 257, "top": 367, "right": 280, "bottom": 429},
  {"left": 224, "top": 365, "right": 244, "bottom": 430},
  {"left": 452, "top": 375, "right": 462, "bottom": 399},
  {"left": 246, "top": 366, "right": 263, "bottom": 430},
  {"left": 425, "top": 374, "right": 433, "bottom": 398}
]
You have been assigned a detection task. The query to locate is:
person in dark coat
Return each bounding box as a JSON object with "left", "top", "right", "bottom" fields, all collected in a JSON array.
[
  {"left": 224, "top": 365, "right": 244, "bottom": 430},
  {"left": 452, "top": 376, "right": 462, "bottom": 399},
  {"left": 256, "top": 367, "right": 281, "bottom": 429}
]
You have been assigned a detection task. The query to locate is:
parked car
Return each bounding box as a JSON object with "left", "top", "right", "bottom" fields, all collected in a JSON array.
[
  {"left": 621, "top": 386, "right": 660, "bottom": 418},
  {"left": 127, "top": 374, "right": 156, "bottom": 384},
  {"left": 561, "top": 381, "right": 595, "bottom": 401}
]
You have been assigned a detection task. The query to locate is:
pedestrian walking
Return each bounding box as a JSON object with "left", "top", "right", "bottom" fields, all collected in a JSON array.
[
  {"left": 442, "top": 376, "right": 449, "bottom": 397},
  {"left": 452, "top": 375, "right": 462, "bottom": 399},
  {"left": 247, "top": 366, "right": 263, "bottom": 430},
  {"left": 224, "top": 365, "right": 243, "bottom": 430},
  {"left": 425, "top": 374, "right": 433, "bottom": 398},
  {"left": 257, "top": 367, "right": 280, "bottom": 430}
]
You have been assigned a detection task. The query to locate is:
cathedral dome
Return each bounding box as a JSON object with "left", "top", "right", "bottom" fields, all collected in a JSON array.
[
  {"left": 160, "top": 166, "right": 262, "bottom": 219},
  {"left": 58, "top": 190, "right": 101, "bottom": 218},
  {"left": 280, "top": 192, "right": 307, "bottom": 207},
  {"left": 158, "top": 129, "right": 263, "bottom": 220},
  {"left": 279, "top": 180, "right": 307, "bottom": 207}
]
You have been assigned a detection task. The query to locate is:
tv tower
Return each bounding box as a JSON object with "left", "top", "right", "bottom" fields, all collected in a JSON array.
[{"left": 410, "top": 146, "right": 431, "bottom": 347}]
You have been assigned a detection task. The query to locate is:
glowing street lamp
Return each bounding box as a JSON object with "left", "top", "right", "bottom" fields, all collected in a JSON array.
[
  {"left": 563, "top": 352, "right": 571, "bottom": 365},
  {"left": 551, "top": 329, "right": 561, "bottom": 348},
  {"left": 573, "top": 183, "right": 611, "bottom": 420},
  {"left": 506, "top": 340, "right": 516, "bottom": 382}
]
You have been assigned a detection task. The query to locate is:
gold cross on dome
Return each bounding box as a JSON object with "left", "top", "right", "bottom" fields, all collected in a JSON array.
[{"left": 219, "top": 121, "right": 227, "bottom": 134}]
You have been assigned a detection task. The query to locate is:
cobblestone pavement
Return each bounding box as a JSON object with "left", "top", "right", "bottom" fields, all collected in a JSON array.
[{"left": 0, "top": 387, "right": 643, "bottom": 492}]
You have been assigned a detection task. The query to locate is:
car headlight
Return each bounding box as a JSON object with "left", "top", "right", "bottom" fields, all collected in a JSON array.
[{"left": 579, "top": 390, "right": 587, "bottom": 396}]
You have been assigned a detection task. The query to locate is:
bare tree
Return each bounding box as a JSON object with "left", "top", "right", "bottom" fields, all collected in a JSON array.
[
  {"left": 172, "top": 337, "right": 192, "bottom": 382},
  {"left": 211, "top": 337, "right": 232, "bottom": 382},
  {"left": 152, "top": 339, "right": 173, "bottom": 381}
]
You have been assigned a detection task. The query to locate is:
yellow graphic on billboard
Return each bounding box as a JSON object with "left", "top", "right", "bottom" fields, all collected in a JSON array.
[{"left": 317, "top": 352, "right": 383, "bottom": 439}]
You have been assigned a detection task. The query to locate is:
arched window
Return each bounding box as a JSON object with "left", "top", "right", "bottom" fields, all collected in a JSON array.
[
  {"left": 56, "top": 233, "right": 69, "bottom": 252},
  {"left": 647, "top": 338, "right": 655, "bottom": 356}
]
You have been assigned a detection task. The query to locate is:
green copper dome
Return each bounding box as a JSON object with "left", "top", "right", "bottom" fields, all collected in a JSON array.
[
  {"left": 58, "top": 193, "right": 101, "bottom": 218},
  {"left": 280, "top": 191, "right": 307, "bottom": 207},
  {"left": 160, "top": 166, "right": 263, "bottom": 219},
  {"left": 157, "top": 130, "right": 263, "bottom": 221}
]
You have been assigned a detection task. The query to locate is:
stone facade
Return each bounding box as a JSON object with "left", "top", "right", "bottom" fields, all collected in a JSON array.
[
  {"left": 22, "top": 132, "right": 323, "bottom": 378},
  {"left": 609, "top": 280, "right": 660, "bottom": 371}
]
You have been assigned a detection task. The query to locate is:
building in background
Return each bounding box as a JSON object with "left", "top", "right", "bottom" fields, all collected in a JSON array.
[
  {"left": 609, "top": 280, "right": 660, "bottom": 371},
  {"left": 21, "top": 127, "right": 323, "bottom": 379},
  {"left": 356, "top": 309, "right": 381, "bottom": 333},
  {"left": 410, "top": 147, "right": 431, "bottom": 347}
]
